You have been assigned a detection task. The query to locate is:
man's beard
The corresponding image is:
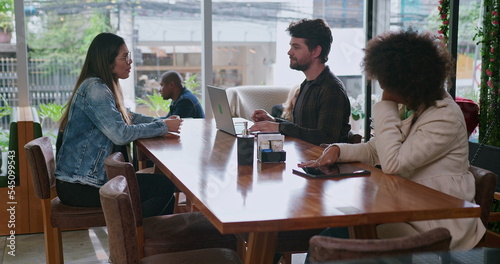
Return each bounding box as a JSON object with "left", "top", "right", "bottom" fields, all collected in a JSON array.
[{"left": 289, "top": 58, "right": 310, "bottom": 71}]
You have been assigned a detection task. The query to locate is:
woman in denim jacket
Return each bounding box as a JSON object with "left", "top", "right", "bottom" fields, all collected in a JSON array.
[{"left": 55, "top": 33, "right": 182, "bottom": 217}]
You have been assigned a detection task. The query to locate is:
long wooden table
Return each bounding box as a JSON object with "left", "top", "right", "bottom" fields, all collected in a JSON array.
[{"left": 135, "top": 118, "right": 481, "bottom": 264}]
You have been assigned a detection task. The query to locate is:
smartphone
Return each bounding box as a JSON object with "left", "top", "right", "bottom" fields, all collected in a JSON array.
[{"left": 292, "top": 163, "right": 370, "bottom": 179}]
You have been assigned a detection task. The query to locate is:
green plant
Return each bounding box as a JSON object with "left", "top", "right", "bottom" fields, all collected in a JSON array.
[
  {"left": 0, "top": 96, "right": 11, "bottom": 119},
  {"left": 427, "top": 1, "right": 480, "bottom": 55},
  {"left": 0, "top": 0, "right": 13, "bottom": 13},
  {"left": 28, "top": 9, "right": 112, "bottom": 60},
  {"left": 183, "top": 74, "right": 200, "bottom": 94},
  {"left": 38, "top": 102, "right": 64, "bottom": 140},
  {"left": 437, "top": 0, "right": 450, "bottom": 41},
  {"left": 0, "top": 128, "right": 8, "bottom": 151},
  {"left": 474, "top": 0, "right": 500, "bottom": 147},
  {"left": 349, "top": 95, "right": 365, "bottom": 121},
  {"left": 135, "top": 90, "right": 171, "bottom": 117},
  {"left": 38, "top": 102, "right": 64, "bottom": 123},
  {"left": 0, "top": 0, "right": 13, "bottom": 33},
  {"left": 351, "top": 108, "right": 365, "bottom": 121},
  {"left": 0, "top": 12, "right": 13, "bottom": 33},
  {"left": 0, "top": 95, "right": 11, "bottom": 151},
  {"left": 461, "top": 88, "right": 480, "bottom": 103}
]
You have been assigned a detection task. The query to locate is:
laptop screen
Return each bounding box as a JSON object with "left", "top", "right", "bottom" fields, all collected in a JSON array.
[{"left": 206, "top": 85, "right": 252, "bottom": 135}]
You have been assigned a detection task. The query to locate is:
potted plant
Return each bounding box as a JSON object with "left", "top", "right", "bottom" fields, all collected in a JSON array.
[
  {"left": 0, "top": 95, "right": 11, "bottom": 177},
  {"left": 135, "top": 90, "right": 171, "bottom": 117},
  {"left": 0, "top": 12, "right": 13, "bottom": 43},
  {"left": 348, "top": 95, "right": 365, "bottom": 133}
]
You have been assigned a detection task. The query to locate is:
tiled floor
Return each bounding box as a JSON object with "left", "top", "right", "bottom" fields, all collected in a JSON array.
[
  {"left": 0, "top": 227, "right": 110, "bottom": 264},
  {"left": 0, "top": 227, "right": 307, "bottom": 263}
]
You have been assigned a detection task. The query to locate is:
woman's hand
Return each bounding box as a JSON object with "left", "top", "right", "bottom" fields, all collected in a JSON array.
[
  {"left": 298, "top": 145, "right": 340, "bottom": 167},
  {"left": 381, "top": 90, "right": 406, "bottom": 104},
  {"left": 164, "top": 115, "right": 182, "bottom": 133}
]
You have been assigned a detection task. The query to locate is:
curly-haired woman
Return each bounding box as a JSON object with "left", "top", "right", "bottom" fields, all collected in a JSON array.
[{"left": 301, "top": 28, "right": 485, "bottom": 250}]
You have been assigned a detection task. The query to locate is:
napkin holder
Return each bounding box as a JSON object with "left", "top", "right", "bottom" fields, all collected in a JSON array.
[{"left": 257, "top": 134, "right": 286, "bottom": 163}]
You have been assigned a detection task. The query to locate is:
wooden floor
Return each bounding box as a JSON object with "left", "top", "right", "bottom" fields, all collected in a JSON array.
[{"left": 0, "top": 227, "right": 306, "bottom": 263}]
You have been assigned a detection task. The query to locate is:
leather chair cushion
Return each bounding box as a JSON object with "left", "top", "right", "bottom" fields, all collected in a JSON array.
[
  {"left": 51, "top": 197, "right": 106, "bottom": 229},
  {"left": 309, "top": 227, "right": 451, "bottom": 263},
  {"left": 469, "top": 166, "right": 497, "bottom": 227}
]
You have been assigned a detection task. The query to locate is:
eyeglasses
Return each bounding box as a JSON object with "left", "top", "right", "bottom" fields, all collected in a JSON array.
[{"left": 120, "top": 52, "right": 132, "bottom": 65}]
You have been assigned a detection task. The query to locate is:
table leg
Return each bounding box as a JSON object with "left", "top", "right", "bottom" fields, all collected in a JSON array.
[
  {"left": 245, "top": 231, "right": 278, "bottom": 264},
  {"left": 349, "top": 224, "right": 377, "bottom": 239}
]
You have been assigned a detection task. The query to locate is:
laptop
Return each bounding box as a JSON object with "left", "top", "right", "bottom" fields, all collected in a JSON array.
[{"left": 206, "top": 85, "right": 253, "bottom": 136}]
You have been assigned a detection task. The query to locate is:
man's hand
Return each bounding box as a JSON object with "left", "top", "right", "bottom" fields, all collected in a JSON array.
[
  {"left": 249, "top": 121, "right": 279, "bottom": 133},
  {"left": 251, "top": 109, "right": 275, "bottom": 122}
]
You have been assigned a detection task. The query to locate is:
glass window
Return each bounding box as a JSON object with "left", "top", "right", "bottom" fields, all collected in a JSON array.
[
  {"left": 370, "top": 0, "right": 481, "bottom": 140},
  {"left": 13, "top": 0, "right": 369, "bottom": 135},
  {"left": 210, "top": 0, "right": 366, "bottom": 133}
]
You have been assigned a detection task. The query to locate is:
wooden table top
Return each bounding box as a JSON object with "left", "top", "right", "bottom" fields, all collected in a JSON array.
[{"left": 135, "top": 118, "right": 481, "bottom": 235}]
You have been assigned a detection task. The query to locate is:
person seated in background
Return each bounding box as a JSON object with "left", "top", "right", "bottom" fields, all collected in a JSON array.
[
  {"left": 300, "top": 28, "right": 485, "bottom": 252},
  {"left": 271, "top": 85, "right": 300, "bottom": 121},
  {"left": 249, "top": 18, "right": 351, "bottom": 146},
  {"left": 160, "top": 70, "right": 205, "bottom": 118}
]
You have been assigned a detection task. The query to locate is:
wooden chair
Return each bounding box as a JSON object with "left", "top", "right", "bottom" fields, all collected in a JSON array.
[
  {"left": 133, "top": 143, "right": 189, "bottom": 213},
  {"left": 469, "top": 142, "right": 500, "bottom": 247},
  {"left": 104, "top": 152, "right": 238, "bottom": 258},
  {"left": 24, "top": 136, "right": 106, "bottom": 264},
  {"left": 99, "top": 175, "right": 242, "bottom": 264},
  {"left": 488, "top": 192, "right": 500, "bottom": 247},
  {"left": 349, "top": 132, "right": 362, "bottom": 144},
  {"left": 308, "top": 227, "right": 451, "bottom": 263},
  {"left": 469, "top": 165, "right": 500, "bottom": 248}
]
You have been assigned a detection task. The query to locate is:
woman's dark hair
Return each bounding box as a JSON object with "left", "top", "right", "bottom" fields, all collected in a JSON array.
[
  {"left": 60, "top": 33, "right": 128, "bottom": 130},
  {"left": 362, "top": 28, "right": 453, "bottom": 113},
  {"left": 286, "top": 18, "right": 333, "bottom": 63}
]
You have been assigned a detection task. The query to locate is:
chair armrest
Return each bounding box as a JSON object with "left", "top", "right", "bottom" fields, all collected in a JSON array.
[{"left": 489, "top": 192, "right": 500, "bottom": 222}]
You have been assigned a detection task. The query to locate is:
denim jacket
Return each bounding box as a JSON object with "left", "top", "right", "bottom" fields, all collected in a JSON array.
[{"left": 55, "top": 77, "right": 168, "bottom": 187}]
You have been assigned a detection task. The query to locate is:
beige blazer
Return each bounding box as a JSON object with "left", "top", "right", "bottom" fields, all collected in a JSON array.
[{"left": 335, "top": 94, "right": 485, "bottom": 250}]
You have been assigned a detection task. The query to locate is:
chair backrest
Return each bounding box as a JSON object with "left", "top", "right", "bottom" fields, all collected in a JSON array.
[
  {"left": 99, "top": 176, "right": 140, "bottom": 264},
  {"left": 455, "top": 96, "right": 479, "bottom": 137},
  {"left": 225, "top": 85, "right": 292, "bottom": 120},
  {"left": 308, "top": 227, "right": 451, "bottom": 263},
  {"left": 469, "top": 165, "right": 498, "bottom": 227},
  {"left": 24, "top": 136, "right": 56, "bottom": 199},
  {"left": 104, "top": 152, "right": 143, "bottom": 226},
  {"left": 348, "top": 131, "right": 362, "bottom": 144},
  {"left": 469, "top": 142, "right": 500, "bottom": 192}
]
